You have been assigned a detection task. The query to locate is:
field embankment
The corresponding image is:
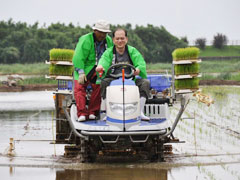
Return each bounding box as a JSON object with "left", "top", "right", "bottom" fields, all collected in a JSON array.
[
  {"left": 1, "top": 45, "right": 240, "bottom": 91},
  {"left": 199, "top": 45, "right": 240, "bottom": 57}
]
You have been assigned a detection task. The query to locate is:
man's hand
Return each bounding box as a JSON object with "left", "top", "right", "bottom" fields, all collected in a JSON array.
[
  {"left": 78, "top": 73, "right": 87, "bottom": 84},
  {"left": 134, "top": 68, "right": 140, "bottom": 75},
  {"left": 95, "top": 65, "right": 104, "bottom": 72}
]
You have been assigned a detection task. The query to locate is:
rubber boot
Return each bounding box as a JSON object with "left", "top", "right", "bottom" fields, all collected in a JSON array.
[{"left": 140, "top": 97, "right": 150, "bottom": 120}]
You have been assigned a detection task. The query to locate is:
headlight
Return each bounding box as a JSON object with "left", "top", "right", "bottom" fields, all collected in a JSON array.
[{"left": 109, "top": 102, "right": 138, "bottom": 116}]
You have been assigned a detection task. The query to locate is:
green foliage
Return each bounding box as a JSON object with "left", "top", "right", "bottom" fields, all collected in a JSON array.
[
  {"left": 49, "top": 64, "right": 73, "bottom": 76},
  {"left": 172, "top": 47, "right": 200, "bottom": 60},
  {"left": 200, "top": 73, "right": 216, "bottom": 80},
  {"left": 175, "top": 78, "right": 199, "bottom": 90},
  {"left": 1, "top": 61, "right": 239, "bottom": 83},
  {"left": 200, "top": 59, "right": 240, "bottom": 73},
  {"left": 49, "top": 48, "right": 74, "bottom": 61},
  {"left": 195, "top": 38, "right": 206, "bottom": 50},
  {"left": 18, "top": 76, "right": 56, "bottom": 85},
  {"left": 199, "top": 46, "right": 240, "bottom": 57},
  {"left": 230, "top": 73, "right": 240, "bottom": 81},
  {"left": 0, "top": 46, "right": 20, "bottom": 63},
  {"left": 180, "top": 36, "right": 189, "bottom": 45},
  {"left": 0, "top": 20, "right": 187, "bottom": 64},
  {"left": 146, "top": 63, "right": 172, "bottom": 71},
  {"left": 217, "top": 72, "right": 231, "bottom": 80},
  {"left": 0, "top": 20, "right": 84, "bottom": 64},
  {"left": 0, "top": 63, "right": 49, "bottom": 74},
  {"left": 174, "top": 63, "right": 199, "bottom": 75},
  {"left": 213, "top": 33, "right": 228, "bottom": 49},
  {"left": 201, "top": 72, "right": 240, "bottom": 81},
  {"left": 134, "top": 24, "right": 187, "bottom": 63}
]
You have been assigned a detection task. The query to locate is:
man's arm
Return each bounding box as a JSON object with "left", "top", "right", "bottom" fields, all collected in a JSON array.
[
  {"left": 73, "top": 37, "right": 90, "bottom": 83},
  {"left": 128, "top": 46, "right": 147, "bottom": 79},
  {"left": 73, "top": 39, "right": 89, "bottom": 70},
  {"left": 96, "top": 47, "right": 113, "bottom": 78}
]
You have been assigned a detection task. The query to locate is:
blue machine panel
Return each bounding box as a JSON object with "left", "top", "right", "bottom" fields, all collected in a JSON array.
[{"left": 147, "top": 74, "right": 171, "bottom": 92}]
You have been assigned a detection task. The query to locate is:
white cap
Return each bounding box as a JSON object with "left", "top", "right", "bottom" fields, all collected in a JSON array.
[{"left": 92, "top": 20, "right": 111, "bottom": 33}]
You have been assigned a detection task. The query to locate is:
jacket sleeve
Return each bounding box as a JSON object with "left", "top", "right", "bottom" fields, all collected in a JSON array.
[
  {"left": 72, "top": 37, "right": 90, "bottom": 71},
  {"left": 97, "top": 48, "right": 113, "bottom": 78},
  {"left": 129, "top": 46, "right": 147, "bottom": 79}
]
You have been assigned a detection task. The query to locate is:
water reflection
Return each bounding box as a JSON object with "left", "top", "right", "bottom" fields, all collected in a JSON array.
[
  {"left": 56, "top": 168, "right": 168, "bottom": 180},
  {"left": 2, "top": 164, "right": 240, "bottom": 180},
  {"left": 0, "top": 91, "right": 54, "bottom": 111},
  {"left": 1, "top": 166, "right": 55, "bottom": 180},
  {"left": 1, "top": 166, "right": 168, "bottom": 180}
]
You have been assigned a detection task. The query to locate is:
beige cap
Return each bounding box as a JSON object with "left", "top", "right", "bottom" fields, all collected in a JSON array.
[{"left": 92, "top": 20, "right": 111, "bottom": 33}]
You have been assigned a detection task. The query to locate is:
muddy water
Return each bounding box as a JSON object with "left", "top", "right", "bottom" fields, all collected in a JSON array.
[{"left": 0, "top": 87, "right": 240, "bottom": 180}]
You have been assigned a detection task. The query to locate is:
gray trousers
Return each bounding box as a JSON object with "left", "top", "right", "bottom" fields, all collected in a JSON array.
[{"left": 101, "top": 77, "right": 150, "bottom": 99}]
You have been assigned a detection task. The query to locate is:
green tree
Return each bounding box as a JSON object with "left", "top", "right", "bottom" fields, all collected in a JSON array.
[
  {"left": 195, "top": 38, "right": 206, "bottom": 49},
  {"left": 22, "top": 39, "right": 39, "bottom": 63},
  {"left": 23, "top": 38, "right": 57, "bottom": 63},
  {"left": 135, "top": 25, "right": 187, "bottom": 63},
  {"left": 213, "top": 33, "right": 228, "bottom": 49},
  {"left": 180, "top": 36, "right": 189, "bottom": 45},
  {"left": 0, "top": 46, "right": 20, "bottom": 63},
  {"left": 0, "top": 20, "right": 188, "bottom": 64}
]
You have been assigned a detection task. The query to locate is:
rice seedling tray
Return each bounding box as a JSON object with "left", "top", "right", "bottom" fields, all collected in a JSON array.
[
  {"left": 172, "top": 59, "right": 201, "bottom": 65},
  {"left": 45, "top": 75, "right": 73, "bottom": 80},
  {"left": 174, "top": 88, "right": 199, "bottom": 94},
  {"left": 49, "top": 48, "right": 74, "bottom": 62},
  {"left": 45, "top": 60, "right": 73, "bottom": 66},
  {"left": 175, "top": 74, "right": 201, "bottom": 79}
]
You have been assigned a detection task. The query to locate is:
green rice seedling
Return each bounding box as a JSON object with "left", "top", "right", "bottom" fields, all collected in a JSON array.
[
  {"left": 49, "top": 64, "right": 73, "bottom": 76},
  {"left": 175, "top": 78, "right": 199, "bottom": 90},
  {"left": 49, "top": 48, "right": 74, "bottom": 61},
  {"left": 172, "top": 47, "right": 200, "bottom": 60},
  {"left": 174, "top": 63, "right": 199, "bottom": 75}
]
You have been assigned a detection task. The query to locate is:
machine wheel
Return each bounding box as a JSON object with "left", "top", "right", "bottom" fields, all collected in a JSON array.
[
  {"left": 79, "top": 138, "right": 98, "bottom": 163},
  {"left": 149, "top": 140, "right": 165, "bottom": 162},
  {"left": 77, "top": 138, "right": 87, "bottom": 162}
]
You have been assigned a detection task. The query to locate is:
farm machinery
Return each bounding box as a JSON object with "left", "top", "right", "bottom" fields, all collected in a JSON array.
[{"left": 47, "top": 47, "right": 212, "bottom": 162}]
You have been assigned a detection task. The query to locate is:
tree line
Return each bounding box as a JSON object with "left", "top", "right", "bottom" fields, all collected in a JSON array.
[
  {"left": 195, "top": 33, "right": 228, "bottom": 50},
  {"left": 0, "top": 19, "right": 188, "bottom": 64}
]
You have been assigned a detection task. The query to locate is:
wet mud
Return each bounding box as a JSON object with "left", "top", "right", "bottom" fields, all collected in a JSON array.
[{"left": 0, "top": 87, "right": 240, "bottom": 179}]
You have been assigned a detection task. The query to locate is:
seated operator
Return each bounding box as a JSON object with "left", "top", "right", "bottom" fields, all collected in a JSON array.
[{"left": 96, "top": 28, "right": 150, "bottom": 120}]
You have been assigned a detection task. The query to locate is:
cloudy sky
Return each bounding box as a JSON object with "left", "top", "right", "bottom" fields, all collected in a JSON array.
[{"left": 1, "top": 0, "right": 239, "bottom": 43}]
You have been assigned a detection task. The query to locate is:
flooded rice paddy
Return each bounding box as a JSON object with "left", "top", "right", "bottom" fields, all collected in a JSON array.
[{"left": 0, "top": 86, "right": 240, "bottom": 179}]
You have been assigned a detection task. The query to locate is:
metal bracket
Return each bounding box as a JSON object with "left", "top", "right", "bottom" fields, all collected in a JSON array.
[
  {"left": 129, "top": 135, "right": 149, "bottom": 143},
  {"left": 99, "top": 135, "right": 119, "bottom": 143}
]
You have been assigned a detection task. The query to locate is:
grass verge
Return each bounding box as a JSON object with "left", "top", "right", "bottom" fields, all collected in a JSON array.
[
  {"left": 18, "top": 76, "right": 57, "bottom": 85},
  {"left": 1, "top": 59, "right": 240, "bottom": 85},
  {"left": 199, "top": 46, "right": 240, "bottom": 57},
  {"left": 0, "top": 63, "right": 49, "bottom": 75}
]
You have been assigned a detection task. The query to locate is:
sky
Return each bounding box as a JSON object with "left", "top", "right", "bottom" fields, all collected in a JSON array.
[{"left": 1, "top": 0, "right": 240, "bottom": 44}]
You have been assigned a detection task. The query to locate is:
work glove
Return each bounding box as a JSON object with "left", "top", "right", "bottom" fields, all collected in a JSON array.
[{"left": 78, "top": 73, "right": 87, "bottom": 84}]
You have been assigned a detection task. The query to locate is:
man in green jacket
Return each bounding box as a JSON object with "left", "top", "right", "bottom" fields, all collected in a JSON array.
[
  {"left": 73, "top": 20, "right": 113, "bottom": 122},
  {"left": 96, "top": 28, "right": 150, "bottom": 120}
]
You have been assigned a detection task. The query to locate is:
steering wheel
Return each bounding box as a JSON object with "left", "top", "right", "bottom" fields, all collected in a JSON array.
[{"left": 106, "top": 63, "right": 136, "bottom": 79}]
